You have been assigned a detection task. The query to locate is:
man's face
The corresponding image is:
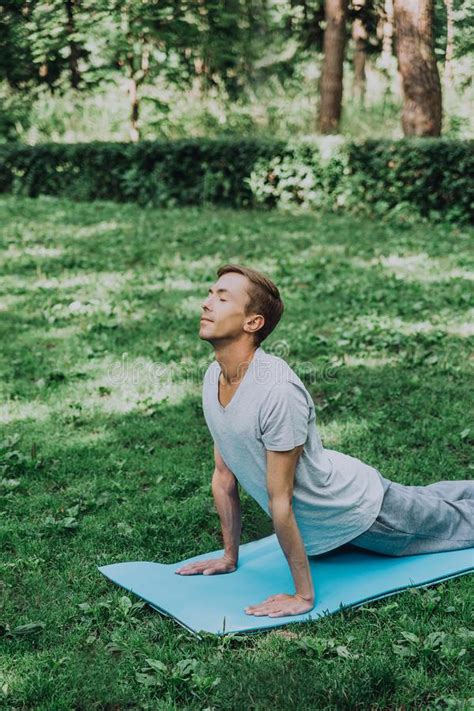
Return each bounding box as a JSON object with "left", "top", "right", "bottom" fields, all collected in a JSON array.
[{"left": 199, "top": 272, "right": 261, "bottom": 345}]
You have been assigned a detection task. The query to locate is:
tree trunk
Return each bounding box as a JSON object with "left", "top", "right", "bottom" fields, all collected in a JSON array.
[
  {"left": 393, "top": 0, "right": 442, "bottom": 136},
  {"left": 127, "top": 49, "right": 149, "bottom": 143},
  {"left": 352, "top": 18, "right": 367, "bottom": 103},
  {"left": 191, "top": 56, "right": 205, "bottom": 99},
  {"left": 318, "top": 0, "right": 348, "bottom": 134},
  {"left": 64, "top": 0, "right": 81, "bottom": 89},
  {"left": 444, "top": 0, "right": 454, "bottom": 86},
  {"left": 129, "top": 76, "right": 140, "bottom": 143},
  {"left": 381, "top": 0, "right": 394, "bottom": 68}
]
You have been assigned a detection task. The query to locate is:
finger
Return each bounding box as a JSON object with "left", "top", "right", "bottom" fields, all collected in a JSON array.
[
  {"left": 259, "top": 604, "right": 286, "bottom": 616},
  {"left": 251, "top": 597, "right": 274, "bottom": 607},
  {"left": 245, "top": 605, "right": 274, "bottom": 615},
  {"left": 244, "top": 599, "right": 274, "bottom": 611},
  {"left": 182, "top": 561, "right": 209, "bottom": 571},
  {"left": 270, "top": 605, "right": 308, "bottom": 617}
]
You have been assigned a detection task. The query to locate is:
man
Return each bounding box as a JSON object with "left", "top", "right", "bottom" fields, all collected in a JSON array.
[{"left": 176, "top": 264, "right": 474, "bottom": 619}]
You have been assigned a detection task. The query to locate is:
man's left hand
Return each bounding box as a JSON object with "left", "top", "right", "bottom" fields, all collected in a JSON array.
[{"left": 244, "top": 593, "right": 314, "bottom": 617}]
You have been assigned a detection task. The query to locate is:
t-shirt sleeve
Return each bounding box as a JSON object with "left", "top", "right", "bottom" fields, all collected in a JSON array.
[{"left": 259, "top": 381, "right": 310, "bottom": 451}]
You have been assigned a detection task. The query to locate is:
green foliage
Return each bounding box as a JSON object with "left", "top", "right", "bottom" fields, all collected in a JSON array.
[
  {"left": 0, "top": 86, "right": 31, "bottom": 142},
  {"left": 246, "top": 136, "right": 348, "bottom": 211},
  {"left": 345, "top": 139, "right": 474, "bottom": 222},
  {"left": 0, "top": 137, "right": 472, "bottom": 221},
  {"left": 0, "top": 138, "right": 285, "bottom": 207},
  {"left": 452, "top": 0, "right": 474, "bottom": 58},
  {"left": 0, "top": 0, "right": 472, "bottom": 150},
  {"left": 0, "top": 0, "right": 264, "bottom": 97},
  {"left": 240, "top": 136, "right": 474, "bottom": 222}
]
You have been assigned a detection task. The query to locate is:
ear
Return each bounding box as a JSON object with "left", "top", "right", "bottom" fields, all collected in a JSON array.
[{"left": 245, "top": 314, "right": 265, "bottom": 333}]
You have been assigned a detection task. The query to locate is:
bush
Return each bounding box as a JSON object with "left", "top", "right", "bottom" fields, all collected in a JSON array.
[
  {"left": 247, "top": 137, "right": 473, "bottom": 221},
  {"left": 246, "top": 135, "right": 348, "bottom": 212},
  {"left": 345, "top": 139, "right": 474, "bottom": 221},
  {"left": 0, "top": 137, "right": 472, "bottom": 221},
  {"left": 0, "top": 138, "right": 286, "bottom": 208}
]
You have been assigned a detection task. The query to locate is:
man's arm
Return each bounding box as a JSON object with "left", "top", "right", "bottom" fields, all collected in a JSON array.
[
  {"left": 175, "top": 445, "right": 241, "bottom": 575},
  {"left": 266, "top": 445, "right": 314, "bottom": 603},
  {"left": 211, "top": 444, "right": 242, "bottom": 565}
]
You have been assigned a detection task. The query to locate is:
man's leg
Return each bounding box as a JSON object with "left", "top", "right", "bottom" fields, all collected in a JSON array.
[
  {"left": 378, "top": 473, "right": 474, "bottom": 501},
  {"left": 349, "top": 478, "right": 474, "bottom": 557},
  {"left": 407, "top": 479, "right": 474, "bottom": 501}
]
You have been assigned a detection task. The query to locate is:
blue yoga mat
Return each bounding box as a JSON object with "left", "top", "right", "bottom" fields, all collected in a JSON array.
[{"left": 98, "top": 534, "right": 473, "bottom": 637}]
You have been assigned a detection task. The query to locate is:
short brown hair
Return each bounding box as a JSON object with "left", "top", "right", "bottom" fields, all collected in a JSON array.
[{"left": 216, "top": 263, "right": 284, "bottom": 345}]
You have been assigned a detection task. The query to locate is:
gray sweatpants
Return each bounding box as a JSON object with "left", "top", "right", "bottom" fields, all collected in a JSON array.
[{"left": 349, "top": 473, "right": 474, "bottom": 557}]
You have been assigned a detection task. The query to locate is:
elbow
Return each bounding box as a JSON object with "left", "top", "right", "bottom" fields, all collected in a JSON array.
[
  {"left": 268, "top": 497, "right": 293, "bottom": 518},
  {"left": 212, "top": 468, "right": 239, "bottom": 498}
]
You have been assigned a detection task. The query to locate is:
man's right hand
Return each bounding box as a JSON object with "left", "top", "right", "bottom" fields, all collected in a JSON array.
[{"left": 174, "top": 555, "right": 237, "bottom": 576}]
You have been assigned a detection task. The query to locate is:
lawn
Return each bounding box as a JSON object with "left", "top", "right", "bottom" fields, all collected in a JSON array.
[{"left": 1, "top": 195, "right": 473, "bottom": 710}]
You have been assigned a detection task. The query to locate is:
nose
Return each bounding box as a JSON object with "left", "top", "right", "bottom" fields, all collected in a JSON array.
[{"left": 201, "top": 293, "right": 212, "bottom": 311}]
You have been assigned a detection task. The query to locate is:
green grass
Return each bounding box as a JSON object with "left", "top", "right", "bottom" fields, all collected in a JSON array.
[{"left": 0, "top": 195, "right": 473, "bottom": 710}]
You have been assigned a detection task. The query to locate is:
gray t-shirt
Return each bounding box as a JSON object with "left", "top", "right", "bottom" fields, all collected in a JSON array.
[{"left": 202, "top": 345, "right": 385, "bottom": 556}]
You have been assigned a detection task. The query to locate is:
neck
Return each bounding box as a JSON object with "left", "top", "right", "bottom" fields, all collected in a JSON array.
[{"left": 214, "top": 341, "right": 259, "bottom": 385}]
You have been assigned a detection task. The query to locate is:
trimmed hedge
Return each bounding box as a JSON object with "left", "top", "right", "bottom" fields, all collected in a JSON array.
[
  {"left": 0, "top": 139, "right": 285, "bottom": 208},
  {"left": 346, "top": 139, "right": 473, "bottom": 221},
  {"left": 0, "top": 137, "right": 472, "bottom": 221}
]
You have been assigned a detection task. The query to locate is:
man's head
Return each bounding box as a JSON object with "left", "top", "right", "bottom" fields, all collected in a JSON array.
[{"left": 199, "top": 264, "right": 284, "bottom": 348}]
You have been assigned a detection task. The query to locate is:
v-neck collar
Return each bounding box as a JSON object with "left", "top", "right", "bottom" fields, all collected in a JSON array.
[{"left": 215, "top": 347, "right": 262, "bottom": 413}]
